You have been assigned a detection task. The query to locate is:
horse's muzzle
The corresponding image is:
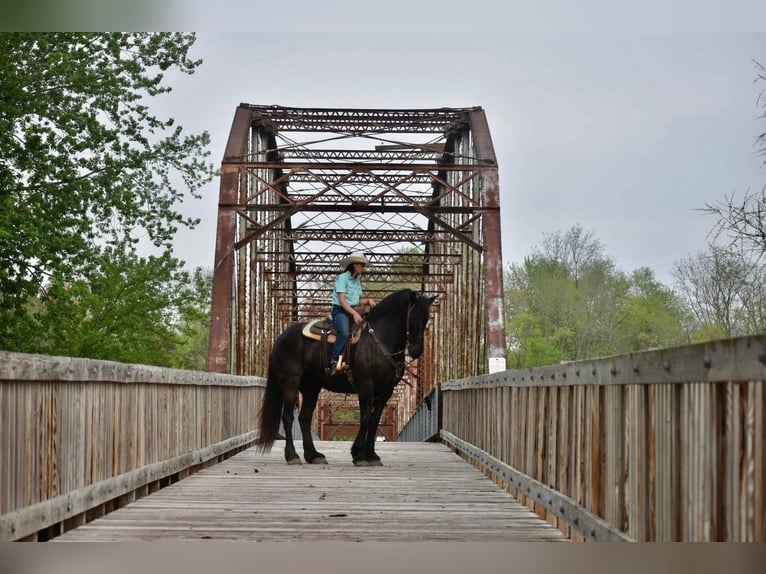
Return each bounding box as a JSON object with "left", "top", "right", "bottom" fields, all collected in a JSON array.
[{"left": 408, "top": 343, "right": 424, "bottom": 359}]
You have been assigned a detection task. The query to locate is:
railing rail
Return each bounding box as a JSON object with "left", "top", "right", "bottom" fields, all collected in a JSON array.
[
  {"left": 401, "top": 335, "right": 766, "bottom": 542},
  {"left": 0, "top": 351, "right": 265, "bottom": 541},
  {"left": 396, "top": 384, "right": 442, "bottom": 442}
]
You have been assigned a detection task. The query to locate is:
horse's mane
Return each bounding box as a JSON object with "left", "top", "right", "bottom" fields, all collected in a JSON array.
[{"left": 366, "top": 288, "right": 413, "bottom": 322}]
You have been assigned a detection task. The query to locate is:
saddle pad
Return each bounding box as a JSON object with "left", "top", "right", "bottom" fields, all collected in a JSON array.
[{"left": 302, "top": 318, "right": 337, "bottom": 343}]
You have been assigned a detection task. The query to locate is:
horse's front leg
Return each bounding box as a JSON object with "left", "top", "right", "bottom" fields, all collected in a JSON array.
[
  {"left": 299, "top": 387, "right": 326, "bottom": 464},
  {"left": 351, "top": 388, "right": 375, "bottom": 466},
  {"left": 363, "top": 391, "right": 393, "bottom": 466}
]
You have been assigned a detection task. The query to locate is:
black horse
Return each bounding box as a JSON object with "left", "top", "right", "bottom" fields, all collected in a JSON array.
[{"left": 256, "top": 288, "right": 437, "bottom": 466}]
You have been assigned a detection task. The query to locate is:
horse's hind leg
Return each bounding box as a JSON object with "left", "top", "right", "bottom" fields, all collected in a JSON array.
[
  {"left": 299, "top": 387, "right": 326, "bottom": 464},
  {"left": 281, "top": 382, "right": 301, "bottom": 464}
]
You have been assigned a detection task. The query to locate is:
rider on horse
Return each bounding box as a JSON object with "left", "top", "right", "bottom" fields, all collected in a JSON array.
[{"left": 327, "top": 251, "right": 376, "bottom": 375}]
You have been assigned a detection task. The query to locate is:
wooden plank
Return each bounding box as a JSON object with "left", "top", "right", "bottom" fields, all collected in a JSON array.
[
  {"left": 725, "top": 382, "right": 740, "bottom": 541},
  {"left": 546, "top": 387, "right": 558, "bottom": 528},
  {"left": 0, "top": 432, "right": 259, "bottom": 541},
  {"left": 754, "top": 381, "right": 765, "bottom": 542},
  {"left": 584, "top": 385, "right": 601, "bottom": 519},
  {"left": 440, "top": 334, "right": 766, "bottom": 390},
  {"left": 54, "top": 441, "right": 569, "bottom": 542},
  {"left": 603, "top": 385, "right": 623, "bottom": 532},
  {"left": 570, "top": 386, "right": 584, "bottom": 541},
  {"left": 625, "top": 384, "right": 647, "bottom": 540},
  {"left": 0, "top": 351, "right": 266, "bottom": 387},
  {"left": 651, "top": 383, "right": 679, "bottom": 541},
  {"left": 557, "top": 386, "right": 570, "bottom": 538},
  {"left": 441, "top": 432, "right": 631, "bottom": 541}
]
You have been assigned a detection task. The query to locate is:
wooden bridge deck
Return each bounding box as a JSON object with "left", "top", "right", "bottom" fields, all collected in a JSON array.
[{"left": 53, "top": 441, "right": 567, "bottom": 542}]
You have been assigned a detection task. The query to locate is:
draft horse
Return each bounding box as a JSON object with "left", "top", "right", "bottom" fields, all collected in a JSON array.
[{"left": 256, "top": 288, "right": 437, "bottom": 466}]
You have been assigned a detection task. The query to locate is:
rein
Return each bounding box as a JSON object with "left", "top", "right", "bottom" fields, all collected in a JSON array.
[{"left": 364, "top": 301, "right": 416, "bottom": 382}]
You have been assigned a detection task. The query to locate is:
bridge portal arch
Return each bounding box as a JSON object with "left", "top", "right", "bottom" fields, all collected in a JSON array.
[{"left": 207, "top": 104, "right": 507, "bottom": 408}]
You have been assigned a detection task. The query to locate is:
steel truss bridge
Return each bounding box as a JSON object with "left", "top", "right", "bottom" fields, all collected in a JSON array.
[{"left": 206, "top": 104, "right": 507, "bottom": 426}]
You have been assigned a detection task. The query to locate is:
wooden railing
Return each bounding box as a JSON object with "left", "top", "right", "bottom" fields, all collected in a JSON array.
[
  {"left": 401, "top": 335, "right": 766, "bottom": 542},
  {"left": 0, "top": 351, "right": 265, "bottom": 541}
]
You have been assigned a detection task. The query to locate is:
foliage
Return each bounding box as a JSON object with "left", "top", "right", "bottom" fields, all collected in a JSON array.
[
  {"left": 505, "top": 311, "right": 562, "bottom": 367},
  {"left": 0, "top": 33, "right": 215, "bottom": 364},
  {"left": 0, "top": 33, "right": 214, "bottom": 333},
  {"left": 672, "top": 244, "right": 766, "bottom": 339},
  {"left": 505, "top": 225, "right": 687, "bottom": 368},
  {"left": 168, "top": 266, "right": 213, "bottom": 370},
  {"left": 685, "top": 61, "right": 766, "bottom": 341},
  {"left": 614, "top": 268, "right": 686, "bottom": 351},
  {"left": 4, "top": 246, "right": 209, "bottom": 366}
]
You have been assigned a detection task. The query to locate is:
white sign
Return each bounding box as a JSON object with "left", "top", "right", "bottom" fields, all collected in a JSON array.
[{"left": 488, "top": 357, "right": 506, "bottom": 374}]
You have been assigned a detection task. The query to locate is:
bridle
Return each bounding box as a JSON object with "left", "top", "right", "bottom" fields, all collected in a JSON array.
[{"left": 364, "top": 300, "right": 417, "bottom": 382}]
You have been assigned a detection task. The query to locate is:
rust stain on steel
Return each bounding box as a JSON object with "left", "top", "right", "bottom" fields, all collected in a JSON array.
[
  {"left": 207, "top": 106, "right": 252, "bottom": 373},
  {"left": 480, "top": 170, "right": 507, "bottom": 364},
  {"left": 207, "top": 104, "right": 508, "bottom": 432}
]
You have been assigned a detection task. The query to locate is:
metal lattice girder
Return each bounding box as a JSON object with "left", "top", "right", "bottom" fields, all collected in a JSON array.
[{"left": 208, "top": 104, "right": 507, "bottom": 411}]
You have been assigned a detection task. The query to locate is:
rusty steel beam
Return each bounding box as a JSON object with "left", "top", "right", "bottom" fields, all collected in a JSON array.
[
  {"left": 207, "top": 106, "right": 252, "bottom": 373},
  {"left": 279, "top": 149, "right": 445, "bottom": 161},
  {"left": 469, "top": 109, "right": 507, "bottom": 372},
  {"left": 244, "top": 104, "right": 475, "bottom": 134},
  {"left": 222, "top": 161, "right": 491, "bottom": 171},
  {"left": 269, "top": 229, "right": 462, "bottom": 243},
  {"left": 235, "top": 204, "right": 483, "bottom": 214}
]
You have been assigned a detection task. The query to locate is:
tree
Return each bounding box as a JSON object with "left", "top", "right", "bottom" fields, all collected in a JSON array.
[
  {"left": 13, "top": 247, "right": 192, "bottom": 364},
  {"left": 0, "top": 33, "right": 214, "bottom": 334},
  {"left": 614, "top": 267, "right": 686, "bottom": 351},
  {"left": 3, "top": 245, "right": 213, "bottom": 366},
  {"left": 0, "top": 33, "right": 214, "bottom": 364},
  {"left": 702, "top": 61, "right": 766, "bottom": 257},
  {"left": 169, "top": 266, "right": 213, "bottom": 370},
  {"left": 505, "top": 226, "right": 686, "bottom": 367},
  {"left": 673, "top": 244, "right": 766, "bottom": 340},
  {"left": 536, "top": 223, "right": 604, "bottom": 287},
  {"left": 531, "top": 226, "right": 625, "bottom": 359},
  {"left": 702, "top": 189, "right": 766, "bottom": 258},
  {"left": 506, "top": 311, "right": 565, "bottom": 368}
]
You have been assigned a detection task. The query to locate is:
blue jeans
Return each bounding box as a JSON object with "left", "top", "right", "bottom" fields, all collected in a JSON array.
[{"left": 331, "top": 305, "right": 352, "bottom": 363}]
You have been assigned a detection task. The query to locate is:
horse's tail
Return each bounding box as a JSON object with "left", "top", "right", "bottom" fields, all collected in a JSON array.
[{"left": 255, "top": 361, "right": 283, "bottom": 453}]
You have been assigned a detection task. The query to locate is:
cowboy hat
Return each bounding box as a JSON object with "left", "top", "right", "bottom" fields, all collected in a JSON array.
[{"left": 340, "top": 251, "right": 370, "bottom": 270}]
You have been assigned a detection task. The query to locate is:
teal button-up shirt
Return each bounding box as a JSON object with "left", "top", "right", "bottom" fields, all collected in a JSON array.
[{"left": 332, "top": 270, "right": 362, "bottom": 307}]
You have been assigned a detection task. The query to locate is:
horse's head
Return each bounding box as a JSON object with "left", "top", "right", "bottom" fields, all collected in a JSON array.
[{"left": 406, "top": 292, "right": 437, "bottom": 359}]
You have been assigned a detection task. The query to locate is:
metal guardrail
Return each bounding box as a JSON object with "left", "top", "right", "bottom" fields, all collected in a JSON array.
[{"left": 395, "top": 384, "right": 441, "bottom": 442}]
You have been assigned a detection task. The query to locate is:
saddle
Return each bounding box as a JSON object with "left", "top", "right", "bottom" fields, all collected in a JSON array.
[{"left": 301, "top": 317, "right": 364, "bottom": 345}]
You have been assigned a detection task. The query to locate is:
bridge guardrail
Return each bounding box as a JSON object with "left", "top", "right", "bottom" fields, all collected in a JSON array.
[
  {"left": 0, "top": 352, "right": 266, "bottom": 541},
  {"left": 403, "top": 334, "right": 766, "bottom": 542}
]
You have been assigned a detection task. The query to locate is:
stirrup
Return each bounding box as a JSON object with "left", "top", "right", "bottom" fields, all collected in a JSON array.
[{"left": 325, "top": 359, "right": 348, "bottom": 376}]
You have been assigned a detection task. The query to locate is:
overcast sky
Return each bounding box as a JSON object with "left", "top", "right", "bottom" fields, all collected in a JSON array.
[{"left": 152, "top": 27, "right": 766, "bottom": 287}]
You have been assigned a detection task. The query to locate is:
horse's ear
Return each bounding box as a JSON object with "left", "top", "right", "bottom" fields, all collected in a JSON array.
[
  {"left": 410, "top": 291, "right": 418, "bottom": 304},
  {"left": 428, "top": 295, "right": 438, "bottom": 305}
]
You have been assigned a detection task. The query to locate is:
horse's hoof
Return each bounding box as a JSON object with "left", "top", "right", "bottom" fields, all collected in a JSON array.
[
  {"left": 368, "top": 459, "right": 383, "bottom": 467},
  {"left": 308, "top": 456, "right": 327, "bottom": 464},
  {"left": 286, "top": 457, "right": 302, "bottom": 465},
  {"left": 353, "top": 460, "right": 370, "bottom": 467}
]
